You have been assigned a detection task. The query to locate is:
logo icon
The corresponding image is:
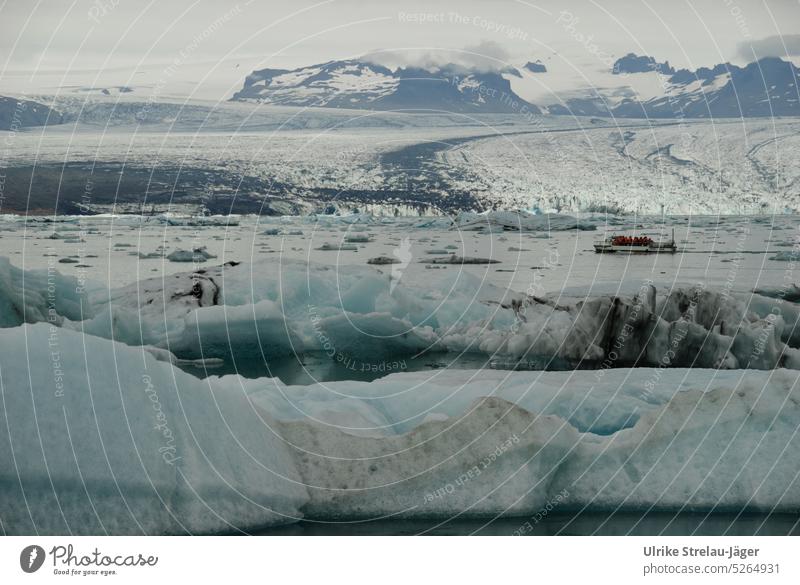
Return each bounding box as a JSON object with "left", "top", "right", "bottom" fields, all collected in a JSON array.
[
  {"left": 20, "top": 545, "right": 45, "bottom": 573},
  {"left": 390, "top": 236, "right": 412, "bottom": 293}
]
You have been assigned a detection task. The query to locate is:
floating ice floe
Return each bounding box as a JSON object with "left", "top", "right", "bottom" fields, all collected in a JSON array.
[
  {"left": 769, "top": 250, "right": 800, "bottom": 262},
  {"left": 166, "top": 247, "right": 217, "bottom": 262},
  {"left": 454, "top": 210, "right": 603, "bottom": 232},
  {"left": 344, "top": 234, "right": 372, "bottom": 243},
  {"left": 414, "top": 217, "right": 453, "bottom": 229},
  {"left": 367, "top": 256, "right": 401, "bottom": 265},
  {"left": 316, "top": 242, "right": 357, "bottom": 251},
  {"left": 422, "top": 254, "right": 501, "bottom": 264},
  {"left": 308, "top": 212, "right": 376, "bottom": 225},
  {"left": 158, "top": 214, "right": 240, "bottom": 227}
]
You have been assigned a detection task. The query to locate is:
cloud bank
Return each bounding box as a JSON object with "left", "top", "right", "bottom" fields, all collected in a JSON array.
[
  {"left": 737, "top": 34, "right": 800, "bottom": 60},
  {"left": 363, "top": 40, "right": 513, "bottom": 72}
]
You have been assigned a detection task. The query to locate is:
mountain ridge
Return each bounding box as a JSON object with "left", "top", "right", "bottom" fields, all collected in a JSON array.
[
  {"left": 232, "top": 54, "right": 800, "bottom": 118},
  {"left": 232, "top": 58, "right": 540, "bottom": 114}
]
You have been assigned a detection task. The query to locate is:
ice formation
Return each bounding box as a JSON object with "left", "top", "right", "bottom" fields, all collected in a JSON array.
[
  {"left": 166, "top": 247, "right": 217, "bottom": 263},
  {"left": 422, "top": 254, "right": 501, "bottom": 264},
  {"left": 0, "top": 258, "right": 91, "bottom": 327},
  {"left": 3, "top": 254, "right": 800, "bottom": 533},
  {"left": 3, "top": 256, "right": 799, "bottom": 371},
  {"left": 1, "top": 324, "right": 799, "bottom": 534},
  {"left": 454, "top": 210, "right": 604, "bottom": 232},
  {"left": 0, "top": 324, "right": 306, "bottom": 534}
]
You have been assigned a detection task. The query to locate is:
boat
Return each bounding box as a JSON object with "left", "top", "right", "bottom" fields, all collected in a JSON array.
[{"left": 594, "top": 229, "right": 677, "bottom": 254}]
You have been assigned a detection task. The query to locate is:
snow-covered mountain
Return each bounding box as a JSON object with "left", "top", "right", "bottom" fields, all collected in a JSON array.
[
  {"left": 233, "top": 60, "right": 398, "bottom": 109},
  {"left": 539, "top": 54, "right": 800, "bottom": 118},
  {"left": 612, "top": 53, "right": 675, "bottom": 75},
  {"left": 232, "top": 55, "right": 800, "bottom": 118},
  {"left": 606, "top": 55, "right": 800, "bottom": 118},
  {"left": 232, "top": 59, "right": 540, "bottom": 114}
]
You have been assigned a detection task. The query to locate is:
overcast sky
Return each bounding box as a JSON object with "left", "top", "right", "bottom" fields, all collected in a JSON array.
[{"left": 2, "top": 0, "right": 799, "bottom": 99}]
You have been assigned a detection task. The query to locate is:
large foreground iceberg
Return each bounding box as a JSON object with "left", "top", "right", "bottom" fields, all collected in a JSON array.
[
  {"left": 0, "top": 324, "right": 306, "bottom": 535},
  {"left": 1, "top": 325, "right": 799, "bottom": 534}
]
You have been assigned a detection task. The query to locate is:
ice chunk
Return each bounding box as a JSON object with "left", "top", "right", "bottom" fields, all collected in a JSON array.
[
  {"left": 769, "top": 250, "right": 800, "bottom": 261},
  {"left": 2, "top": 324, "right": 800, "bottom": 532},
  {"left": 0, "top": 257, "right": 91, "bottom": 327},
  {"left": 367, "top": 256, "right": 401, "bottom": 265},
  {"left": 316, "top": 242, "right": 357, "bottom": 251},
  {"left": 166, "top": 247, "right": 217, "bottom": 262},
  {"left": 344, "top": 235, "right": 371, "bottom": 243},
  {"left": 168, "top": 300, "right": 303, "bottom": 360},
  {"left": 421, "top": 255, "right": 501, "bottom": 264},
  {"left": 0, "top": 324, "right": 307, "bottom": 535}
]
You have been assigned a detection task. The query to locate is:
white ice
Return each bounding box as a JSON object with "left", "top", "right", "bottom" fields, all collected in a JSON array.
[{"left": 2, "top": 324, "right": 799, "bottom": 533}]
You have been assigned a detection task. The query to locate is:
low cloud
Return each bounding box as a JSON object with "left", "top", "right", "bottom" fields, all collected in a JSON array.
[
  {"left": 363, "top": 40, "right": 512, "bottom": 72},
  {"left": 737, "top": 34, "right": 800, "bottom": 60}
]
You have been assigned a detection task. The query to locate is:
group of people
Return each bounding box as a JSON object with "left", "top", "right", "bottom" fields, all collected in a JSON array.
[{"left": 611, "top": 235, "right": 653, "bottom": 246}]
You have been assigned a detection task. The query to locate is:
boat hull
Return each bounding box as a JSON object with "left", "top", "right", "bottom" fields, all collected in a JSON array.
[{"left": 594, "top": 244, "right": 677, "bottom": 254}]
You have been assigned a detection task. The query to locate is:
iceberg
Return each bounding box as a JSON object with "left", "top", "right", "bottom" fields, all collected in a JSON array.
[
  {"left": 1, "top": 324, "right": 799, "bottom": 534},
  {"left": 0, "top": 324, "right": 307, "bottom": 535},
  {"left": 769, "top": 250, "right": 800, "bottom": 262},
  {"left": 0, "top": 257, "right": 91, "bottom": 327},
  {"left": 166, "top": 247, "right": 217, "bottom": 263},
  {"left": 4, "top": 256, "right": 800, "bottom": 372}
]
